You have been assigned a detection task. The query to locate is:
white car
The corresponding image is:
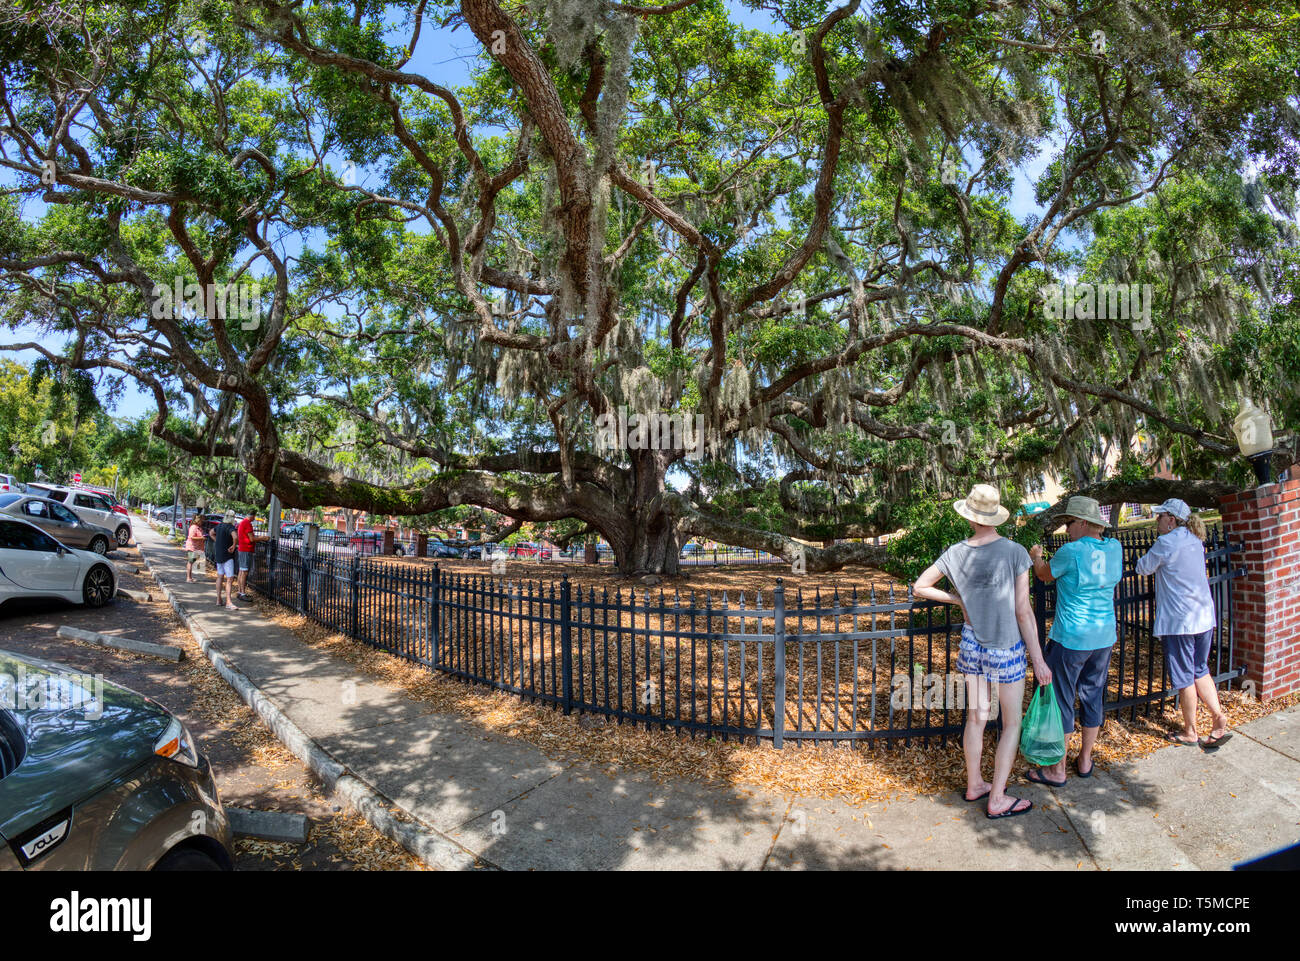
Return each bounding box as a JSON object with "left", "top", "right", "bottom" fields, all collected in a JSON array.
[
  {"left": 0, "top": 516, "right": 118, "bottom": 607},
  {"left": 0, "top": 474, "right": 19, "bottom": 494},
  {"left": 26, "top": 484, "right": 132, "bottom": 548}
]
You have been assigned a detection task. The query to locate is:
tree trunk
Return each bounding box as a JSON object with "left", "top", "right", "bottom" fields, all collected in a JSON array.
[
  {"left": 602, "top": 452, "right": 679, "bottom": 575},
  {"left": 612, "top": 511, "right": 680, "bottom": 575}
]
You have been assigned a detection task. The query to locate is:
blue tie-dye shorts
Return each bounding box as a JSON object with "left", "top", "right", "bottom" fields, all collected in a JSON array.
[{"left": 956, "top": 624, "right": 1026, "bottom": 683}]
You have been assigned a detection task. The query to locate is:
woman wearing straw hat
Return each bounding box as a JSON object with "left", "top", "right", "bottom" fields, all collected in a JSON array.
[
  {"left": 915, "top": 484, "right": 1052, "bottom": 819},
  {"left": 1135, "top": 499, "right": 1231, "bottom": 749},
  {"left": 1027, "top": 496, "right": 1123, "bottom": 785}
]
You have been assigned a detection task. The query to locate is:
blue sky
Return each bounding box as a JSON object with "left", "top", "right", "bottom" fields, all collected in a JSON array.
[{"left": 4, "top": 0, "right": 1051, "bottom": 422}]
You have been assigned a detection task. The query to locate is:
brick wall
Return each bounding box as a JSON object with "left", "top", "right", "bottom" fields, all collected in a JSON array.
[{"left": 1219, "top": 477, "right": 1300, "bottom": 699}]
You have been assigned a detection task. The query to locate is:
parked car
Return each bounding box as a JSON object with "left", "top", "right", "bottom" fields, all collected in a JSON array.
[
  {"left": 312, "top": 529, "right": 347, "bottom": 553},
  {"left": 447, "top": 541, "right": 483, "bottom": 559},
  {"left": 75, "top": 484, "right": 129, "bottom": 516},
  {"left": 349, "top": 531, "right": 406, "bottom": 556},
  {"left": 0, "top": 648, "right": 234, "bottom": 869},
  {"left": 507, "top": 541, "right": 552, "bottom": 560},
  {"left": 0, "top": 494, "right": 114, "bottom": 556},
  {"left": 0, "top": 474, "right": 19, "bottom": 494},
  {"left": 0, "top": 516, "right": 118, "bottom": 607},
  {"left": 26, "top": 484, "right": 132, "bottom": 548},
  {"left": 425, "top": 538, "right": 462, "bottom": 559}
]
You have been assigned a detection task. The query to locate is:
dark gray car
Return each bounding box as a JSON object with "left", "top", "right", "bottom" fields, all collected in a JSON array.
[
  {"left": 0, "top": 494, "right": 113, "bottom": 555},
  {"left": 0, "top": 649, "right": 233, "bottom": 870}
]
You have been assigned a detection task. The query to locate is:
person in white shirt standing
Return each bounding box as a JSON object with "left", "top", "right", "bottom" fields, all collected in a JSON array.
[{"left": 1135, "top": 499, "right": 1231, "bottom": 749}]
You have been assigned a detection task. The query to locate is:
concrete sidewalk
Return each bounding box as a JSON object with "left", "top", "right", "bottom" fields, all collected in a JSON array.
[{"left": 136, "top": 525, "right": 1300, "bottom": 870}]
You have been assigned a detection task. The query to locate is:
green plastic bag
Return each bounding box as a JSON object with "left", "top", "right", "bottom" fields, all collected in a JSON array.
[{"left": 1020, "top": 682, "right": 1065, "bottom": 766}]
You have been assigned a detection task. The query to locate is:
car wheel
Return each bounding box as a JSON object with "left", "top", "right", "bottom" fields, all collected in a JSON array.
[
  {"left": 153, "top": 847, "right": 222, "bottom": 871},
  {"left": 115, "top": 525, "right": 130, "bottom": 546},
  {"left": 82, "top": 564, "right": 115, "bottom": 607},
  {"left": 88, "top": 535, "right": 109, "bottom": 555}
]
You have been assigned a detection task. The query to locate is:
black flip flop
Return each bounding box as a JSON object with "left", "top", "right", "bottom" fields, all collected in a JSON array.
[
  {"left": 987, "top": 797, "right": 1033, "bottom": 820},
  {"left": 962, "top": 787, "right": 992, "bottom": 803},
  {"left": 1026, "top": 768, "right": 1066, "bottom": 788},
  {"left": 1164, "top": 732, "right": 1199, "bottom": 746},
  {"left": 1076, "top": 758, "right": 1094, "bottom": 778},
  {"left": 1200, "top": 731, "right": 1233, "bottom": 750}
]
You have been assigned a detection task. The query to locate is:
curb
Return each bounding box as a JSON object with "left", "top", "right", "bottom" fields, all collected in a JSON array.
[
  {"left": 56, "top": 624, "right": 183, "bottom": 661},
  {"left": 134, "top": 541, "right": 488, "bottom": 871}
]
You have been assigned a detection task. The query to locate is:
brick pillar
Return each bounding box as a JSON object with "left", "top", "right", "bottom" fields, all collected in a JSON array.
[
  {"left": 382, "top": 528, "right": 395, "bottom": 556},
  {"left": 1219, "top": 477, "right": 1300, "bottom": 699},
  {"left": 415, "top": 532, "right": 428, "bottom": 557}
]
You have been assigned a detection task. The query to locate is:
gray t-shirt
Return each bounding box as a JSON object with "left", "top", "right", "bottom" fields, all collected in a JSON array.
[{"left": 935, "top": 537, "right": 1031, "bottom": 649}]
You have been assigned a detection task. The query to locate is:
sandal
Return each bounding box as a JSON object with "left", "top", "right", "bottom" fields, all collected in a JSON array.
[
  {"left": 987, "top": 797, "right": 1033, "bottom": 820},
  {"left": 1200, "top": 731, "right": 1233, "bottom": 750},
  {"left": 1164, "top": 732, "right": 1199, "bottom": 746},
  {"left": 1026, "top": 768, "right": 1066, "bottom": 788},
  {"left": 962, "top": 787, "right": 992, "bottom": 803},
  {"left": 1076, "top": 757, "right": 1094, "bottom": 778}
]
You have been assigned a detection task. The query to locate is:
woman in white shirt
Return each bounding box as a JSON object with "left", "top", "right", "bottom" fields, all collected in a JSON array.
[{"left": 1135, "top": 499, "right": 1231, "bottom": 749}]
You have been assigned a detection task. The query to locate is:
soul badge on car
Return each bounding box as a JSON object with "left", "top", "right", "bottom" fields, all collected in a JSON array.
[{"left": 12, "top": 807, "right": 72, "bottom": 865}]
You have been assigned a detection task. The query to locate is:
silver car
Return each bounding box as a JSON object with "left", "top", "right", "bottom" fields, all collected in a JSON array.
[
  {"left": 0, "top": 494, "right": 114, "bottom": 556},
  {"left": 25, "top": 484, "right": 132, "bottom": 548}
]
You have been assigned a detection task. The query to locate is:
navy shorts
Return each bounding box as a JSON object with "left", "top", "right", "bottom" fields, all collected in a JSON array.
[
  {"left": 1045, "top": 641, "right": 1112, "bottom": 731},
  {"left": 1161, "top": 630, "right": 1214, "bottom": 689}
]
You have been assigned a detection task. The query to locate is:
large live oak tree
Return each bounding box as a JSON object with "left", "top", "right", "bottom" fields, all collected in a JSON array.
[{"left": 2, "top": 0, "right": 1298, "bottom": 572}]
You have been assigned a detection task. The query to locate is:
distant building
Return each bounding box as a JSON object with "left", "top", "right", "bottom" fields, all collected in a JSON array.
[{"left": 1026, "top": 430, "right": 1176, "bottom": 524}]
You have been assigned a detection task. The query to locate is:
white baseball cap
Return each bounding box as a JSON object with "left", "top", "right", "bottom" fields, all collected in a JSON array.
[{"left": 1152, "top": 498, "right": 1190, "bottom": 521}]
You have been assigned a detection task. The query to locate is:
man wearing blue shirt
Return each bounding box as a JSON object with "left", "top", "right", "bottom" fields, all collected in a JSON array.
[{"left": 1027, "top": 496, "right": 1123, "bottom": 785}]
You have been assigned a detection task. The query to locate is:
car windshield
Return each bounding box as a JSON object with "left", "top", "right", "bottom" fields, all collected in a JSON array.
[{"left": 0, "top": 493, "right": 20, "bottom": 508}]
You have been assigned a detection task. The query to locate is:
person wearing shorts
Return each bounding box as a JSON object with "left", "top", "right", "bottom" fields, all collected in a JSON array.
[
  {"left": 211, "top": 512, "right": 239, "bottom": 611},
  {"left": 914, "top": 484, "right": 1051, "bottom": 820},
  {"left": 235, "top": 514, "right": 262, "bottom": 600},
  {"left": 1136, "top": 499, "right": 1230, "bottom": 749},
  {"left": 185, "top": 519, "right": 205, "bottom": 583},
  {"left": 1028, "top": 496, "right": 1123, "bottom": 784}
]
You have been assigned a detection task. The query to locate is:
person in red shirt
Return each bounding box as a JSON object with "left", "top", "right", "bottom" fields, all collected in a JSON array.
[{"left": 234, "top": 514, "right": 265, "bottom": 600}]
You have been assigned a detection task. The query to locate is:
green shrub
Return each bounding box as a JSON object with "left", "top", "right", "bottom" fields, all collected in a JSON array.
[{"left": 883, "top": 488, "right": 1042, "bottom": 584}]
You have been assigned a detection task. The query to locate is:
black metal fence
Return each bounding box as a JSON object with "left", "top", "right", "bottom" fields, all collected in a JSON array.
[
  {"left": 1044, "top": 524, "right": 1223, "bottom": 568},
  {"left": 249, "top": 527, "right": 1244, "bottom": 749}
]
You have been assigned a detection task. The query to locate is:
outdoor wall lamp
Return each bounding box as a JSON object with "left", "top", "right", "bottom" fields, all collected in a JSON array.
[{"left": 1233, "top": 398, "right": 1274, "bottom": 485}]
